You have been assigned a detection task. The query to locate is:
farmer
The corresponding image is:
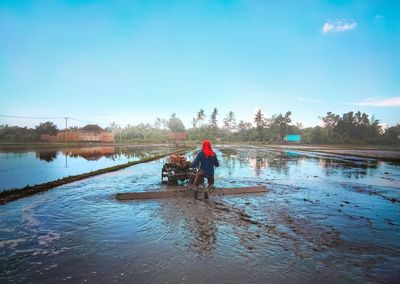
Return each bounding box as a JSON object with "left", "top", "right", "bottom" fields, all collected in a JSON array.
[{"left": 191, "top": 140, "right": 219, "bottom": 199}]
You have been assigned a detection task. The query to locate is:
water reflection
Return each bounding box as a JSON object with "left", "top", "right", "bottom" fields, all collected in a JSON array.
[
  {"left": 320, "top": 157, "right": 379, "bottom": 179},
  {"left": 65, "top": 146, "right": 115, "bottom": 161},
  {"left": 219, "top": 147, "right": 380, "bottom": 179},
  {"left": 36, "top": 151, "right": 57, "bottom": 162},
  {"left": 219, "top": 148, "right": 297, "bottom": 177},
  {"left": 34, "top": 146, "right": 164, "bottom": 163},
  {"left": 219, "top": 148, "right": 238, "bottom": 177},
  {"left": 0, "top": 146, "right": 173, "bottom": 191}
]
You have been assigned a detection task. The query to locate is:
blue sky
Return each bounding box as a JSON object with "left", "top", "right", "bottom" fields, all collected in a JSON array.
[{"left": 0, "top": 0, "right": 399, "bottom": 129}]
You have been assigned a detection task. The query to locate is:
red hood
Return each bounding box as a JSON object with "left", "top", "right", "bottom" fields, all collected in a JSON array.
[{"left": 202, "top": 140, "right": 215, "bottom": 158}]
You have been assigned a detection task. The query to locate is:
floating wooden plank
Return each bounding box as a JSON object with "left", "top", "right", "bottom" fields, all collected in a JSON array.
[
  {"left": 209, "top": 186, "right": 268, "bottom": 196},
  {"left": 116, "top": 185, "right": 268, "bottom": 200}
]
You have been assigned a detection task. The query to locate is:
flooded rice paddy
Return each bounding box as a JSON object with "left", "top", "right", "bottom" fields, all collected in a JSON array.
[
  {"left": 0, "top": 146, "right": 173, "bottom": 191},
  {"left": 1, "top": 145, "right": 399, "bottom": 283}
]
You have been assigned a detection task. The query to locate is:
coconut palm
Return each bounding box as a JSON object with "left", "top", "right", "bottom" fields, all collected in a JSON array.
[
  {"left": 209, "top": 108, "right": 218, "bottom": 128},
  {"left": 254, "top": 109, "right": 265, "bottom": 129},
  {"left": 223, "top": 111, "right": 237, "bottom": 129},
  {"left": 196, "top": 109, "right": 206, "bottom": 127},
  {"left": 191, "top": 117, "right": 198, "bottom": 128}
]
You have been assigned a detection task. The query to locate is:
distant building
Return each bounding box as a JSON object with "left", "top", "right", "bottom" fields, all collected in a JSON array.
[
  {"left": 168, "top": 132, "right": 187, "bottom": 146},
  {"left": 40, "top": 134, "right": 58, "bottom": 143},
  {"left": 41, "top": 124, "right": 114, "bottom": 143},
  {"left": 284, "top": 134, "right": 301, "bottom": 143}
]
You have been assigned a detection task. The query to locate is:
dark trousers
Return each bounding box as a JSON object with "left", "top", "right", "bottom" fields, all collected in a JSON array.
[{"left": 193, "top": 171, "right": 214, "bottom": 188}]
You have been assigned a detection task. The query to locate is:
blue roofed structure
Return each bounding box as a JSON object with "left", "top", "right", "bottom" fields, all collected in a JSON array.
[{"left": 284, "top": 134, "right": 301, "bottom": 143}]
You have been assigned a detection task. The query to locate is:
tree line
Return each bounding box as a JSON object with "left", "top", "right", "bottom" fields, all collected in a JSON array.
[{"left": 1, "top": 109, "right": 399, "bottom": 144}]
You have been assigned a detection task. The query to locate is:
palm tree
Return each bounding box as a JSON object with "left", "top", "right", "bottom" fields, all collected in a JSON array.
[
  {"left": 228, "top": 111, "right": 236, "bottom": 129},
  {"left": 223, "top": 111, "right": 236, "bottom": 129},
  {"left": 196, "top": 109, "right": 206, "bottom": 127},
  {"left": 238, "top": 120, "right": 252, "bottom": 130},
  {"left": 191, "top": 117, "right": 198, "bottom": 128},
  {"left": 154, "top": 118, "right": 163, "bottom": 129},
  {"left": 209, "top": 108, "right": 218, "bottom": 128},
  {"left": 254, "top": 109, "right": 265, "bottom": 129}
]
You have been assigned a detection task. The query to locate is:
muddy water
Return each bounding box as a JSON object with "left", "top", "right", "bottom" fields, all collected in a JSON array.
[
  {"left": 1, "top": 146, "right": 399, "bottom": 283},
  {"left": 0, "top": 146, "right": 174, "bottom": 191}
]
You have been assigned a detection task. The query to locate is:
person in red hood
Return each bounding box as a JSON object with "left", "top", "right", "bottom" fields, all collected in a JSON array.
[{"left": 191, "top": 140, "right": 219, "bottom": 199}]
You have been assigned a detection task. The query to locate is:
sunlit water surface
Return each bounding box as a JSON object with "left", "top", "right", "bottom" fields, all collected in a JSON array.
[{"left": 1, "top": 146, "right": 399, "bottom": 283}]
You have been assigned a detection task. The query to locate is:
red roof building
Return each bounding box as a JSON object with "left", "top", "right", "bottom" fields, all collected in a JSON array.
[{"left": 41, "top": 124, "right": 114, "bottom": 143}]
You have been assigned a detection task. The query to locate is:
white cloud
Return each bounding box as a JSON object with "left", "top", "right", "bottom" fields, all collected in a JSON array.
[
  {"left": 297, "top": 97, "right": 323, "bottom": 103},
  {"left": 322, "top": 19, "right": 357, "bottom": 34},
  {"left": 351, "top": 97, "right": 400, "bottom": 107}
]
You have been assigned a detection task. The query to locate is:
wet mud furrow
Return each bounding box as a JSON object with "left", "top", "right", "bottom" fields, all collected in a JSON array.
[{"left": 207, "top": 181, "right": 400, "bottom": 282}]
